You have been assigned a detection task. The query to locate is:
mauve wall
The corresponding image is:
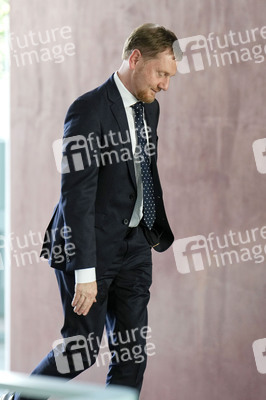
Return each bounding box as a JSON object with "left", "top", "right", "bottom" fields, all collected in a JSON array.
[{"left": 10, "top": 0, "right": 266, "bottom": 399}]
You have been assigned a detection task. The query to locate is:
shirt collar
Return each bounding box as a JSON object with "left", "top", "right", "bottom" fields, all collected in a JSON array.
[{"left": 113, "top": 71, "right": 138, "bottom": 108}]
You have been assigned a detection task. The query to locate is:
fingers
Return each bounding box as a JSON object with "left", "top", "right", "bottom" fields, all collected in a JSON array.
[
  {"left": 71, "top": 292, "right": 81, "bottom": 308},
  {"left": 71, "top": 282, "right": 97, "bottom": 316},
  {"left": 74, "top": 295, "right": 95, "bottom": 316}
]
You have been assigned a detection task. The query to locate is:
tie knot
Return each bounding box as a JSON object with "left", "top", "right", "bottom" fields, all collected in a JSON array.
[{"left": 131, "top": 101, "right": 144, "bottom": 115}]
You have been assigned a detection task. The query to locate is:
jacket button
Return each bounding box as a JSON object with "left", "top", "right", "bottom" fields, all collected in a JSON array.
[
  {"left": 129, "top": 193, "right": 135, "bottom": 200},
  {"left": 157, "top": 195, "right": 161, "bottom": 199},
  {"left": 123, "top": 219, "right": 129, "bottom": 225}
]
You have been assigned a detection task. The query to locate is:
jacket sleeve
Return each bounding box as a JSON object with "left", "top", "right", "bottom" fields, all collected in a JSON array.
[{"left": 60, "top": 97, "right": 101, "bottom": 271}]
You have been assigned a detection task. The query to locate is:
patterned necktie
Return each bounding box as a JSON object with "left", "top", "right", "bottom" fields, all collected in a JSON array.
[{"left": 131, "top": 102, "right": 156, "bottom": 230}]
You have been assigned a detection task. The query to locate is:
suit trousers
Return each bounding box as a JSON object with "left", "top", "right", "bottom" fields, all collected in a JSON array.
[{"left": 15, "top": 224, "right": 152, "bottom": 400}]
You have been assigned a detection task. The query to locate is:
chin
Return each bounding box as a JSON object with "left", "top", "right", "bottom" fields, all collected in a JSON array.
[
  {"left": 144, "top": 97, "right": 154, "bottom": 104},
  {"left": 137, "top": 91, "right": 155, "bottom": 104}
]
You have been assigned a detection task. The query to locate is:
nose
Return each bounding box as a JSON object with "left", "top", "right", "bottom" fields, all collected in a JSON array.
[{"left": 158, "top": 76, "right": 170, "bottom": 91}]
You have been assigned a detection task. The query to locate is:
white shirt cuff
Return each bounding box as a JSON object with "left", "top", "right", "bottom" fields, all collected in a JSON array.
[{"left": 75, "top": 268, "right": 96, "bottom": 283}]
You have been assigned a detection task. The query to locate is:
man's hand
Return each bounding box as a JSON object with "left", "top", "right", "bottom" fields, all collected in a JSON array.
[{"left": 71, "top": 281, "right": 97, "bottom": 316}]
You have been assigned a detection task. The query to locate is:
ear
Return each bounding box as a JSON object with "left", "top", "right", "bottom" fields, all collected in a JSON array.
[{"left": 128, "top": 49, "right": 142, "bottom": 70}]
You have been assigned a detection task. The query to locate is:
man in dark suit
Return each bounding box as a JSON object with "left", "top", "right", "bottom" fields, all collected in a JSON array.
[{"left": 8, "top": 23, "right": 182, "bottom": 400}]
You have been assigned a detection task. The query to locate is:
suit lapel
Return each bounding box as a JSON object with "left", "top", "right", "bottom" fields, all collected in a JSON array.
[
  {"left": 143, "top": 103, "right": 157, "bottom": 148},
  {"left": 106, "top": 75, "right": 137, "bottom": 190}
]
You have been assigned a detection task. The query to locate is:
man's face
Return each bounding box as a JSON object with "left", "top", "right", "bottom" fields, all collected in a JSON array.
[{"left": 131, "top": 49, "right": 177, "bottom": 103}]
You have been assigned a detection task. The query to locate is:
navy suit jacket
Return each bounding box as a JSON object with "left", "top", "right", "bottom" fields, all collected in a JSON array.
[{"left": 40, "top": 74, "right": 174, "bottom": 279}]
